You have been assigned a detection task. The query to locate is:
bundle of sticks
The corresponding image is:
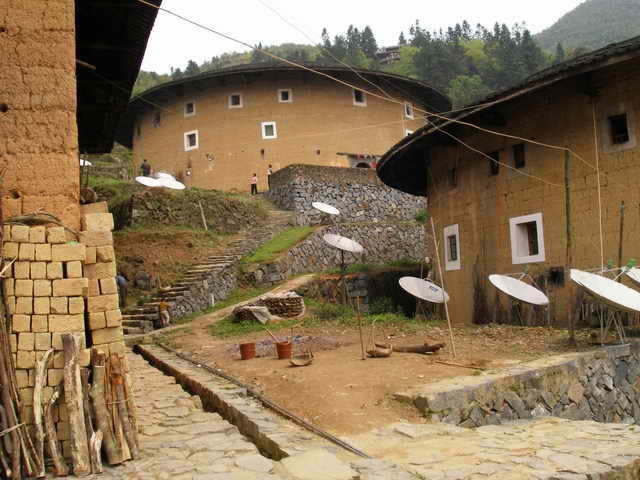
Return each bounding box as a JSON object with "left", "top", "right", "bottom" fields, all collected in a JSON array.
[{"left": 0, "top": 332, "right": 139, "bottom": 479}]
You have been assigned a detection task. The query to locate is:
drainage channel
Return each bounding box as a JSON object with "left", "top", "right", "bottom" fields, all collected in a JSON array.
[{"left": 134, "top": 342, "right": 371, "bottom": 460}]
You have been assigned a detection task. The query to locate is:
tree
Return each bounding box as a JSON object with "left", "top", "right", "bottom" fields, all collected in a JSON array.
[
  {"left": 184, "top": 60, "right": 201, "bottom": 77},
  {"left": 447, "top": 75, "right": 492, "bottom": 108},
  {"left": 171, "top": 67, "right": 183, "bottom": 80},
  {"left": 554, "top": 42, "right": 566, "bottom": 64},
  {"left": 398, "top": 31, "right": 407, "bottom": 45},
  {"left": 361, "top": 26, "right": 378, "bottom": 59},
  {"left": 251, "top": 42, "right": 269, "bottom": 63}
]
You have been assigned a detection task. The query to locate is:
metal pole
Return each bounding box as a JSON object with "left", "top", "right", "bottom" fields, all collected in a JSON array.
[{"left": 430, "top": 216, "right": 457, "bottom": 358}]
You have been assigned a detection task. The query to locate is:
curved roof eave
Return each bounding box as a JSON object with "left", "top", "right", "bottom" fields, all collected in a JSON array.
[{"left": 115, "top": 63, "right": 451, "bottom": 148}]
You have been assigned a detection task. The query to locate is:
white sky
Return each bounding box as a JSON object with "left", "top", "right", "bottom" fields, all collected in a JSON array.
[{"left": 141, "top": 0, "right": 586, "bottom": 74}]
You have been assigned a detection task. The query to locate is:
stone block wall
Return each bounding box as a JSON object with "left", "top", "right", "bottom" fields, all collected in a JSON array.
[
  {"left": 242, "top": 222, "right": 427, "bottom": 286},
  {"left": 396, "top": 343, "right": 640, "bottom": 428},
  {"left": 4, "top": 202, "right": 125, "bottom": 458},
  {"left": 265, "top": 164, "right": 425, "bottom": 225}
]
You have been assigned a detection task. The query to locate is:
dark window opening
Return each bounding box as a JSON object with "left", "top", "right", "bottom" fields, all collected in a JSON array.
[
  {"left": 153, "top": 111, "right": 161, "bottom": 127},
  {"left": 513, "top": 143, "right": 525, "bottom": 169},
  {"left": 186, "top": 133, "right": 197, "bottom": 148},
  {"left": 355, "top": 162, "right": 371, "bottom": 168},
  {"left": 548, "top": 267, "right": 565, "bottom": 286},
  {"left": 449, "top": 167, "right": 457, "bottom": 188},
  {"left": 524, "top": 221, "right": 539, "bottom": 255},
  {"left": 609, "top": 114, "right": 629, "bottom": 144},
  {"left": 447, "top": 235, "right": 458, "bottom": 262},
  {"left": 354, "top": 89, "right": 365, "bottom": 104},
  {"left": 405, "top": 103, "right": 412, "bottom": 117},
  {"left": 488, "top": 151, "right": 500, "bottom": 176},
  {"left": 280, "top": 90, "right": 290, "bottom": 102},
  {"left": 230, "top": 94, "right": 241, "bottom": 106},
  {"left": 185, "top": 102, "right": 194, "bottom": 114},
  {"left": 136, "top": 124, "right": 141, "bottom": 137}
]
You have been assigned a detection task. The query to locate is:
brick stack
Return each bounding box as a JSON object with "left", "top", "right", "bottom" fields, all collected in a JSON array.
[
  {"left": 3, "top": 223, "right": 89, "bottom": 457},
  {"left": 80, "top": 202, "right": 125, "bottom": 357}
]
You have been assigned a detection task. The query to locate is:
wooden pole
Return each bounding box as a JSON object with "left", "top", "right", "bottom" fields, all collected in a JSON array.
[
  {"left": 43, "top": 386, "right": 68, "bottom": 477},
  {"left": 356, "top": 297, "right": 366, "bottom": 360},
  {"left": 110, "top": 355, "right": 139, "bottom": 459},
  {"left": 33, "top": 349, "right": 53, "bottom": 477},
  {"left": 198, "top": 201, "right": 208, "bottom": 231},
  {"left": 62, "top": 333, "right": 90, "bottom": 476},
  {"left": 430, "top": 216, "right": 457, "bottom": 358}
]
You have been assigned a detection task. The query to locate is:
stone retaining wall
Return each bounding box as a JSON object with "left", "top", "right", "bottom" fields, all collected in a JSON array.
[
  {"left": 265, "top": 164, "right": 425, "bottom": 225},
  {"left": 242, "top": 222, "right": 427, "bottom": 286},
  {"left": 396, "top": 343, "right": 640, "bottom": 428}
]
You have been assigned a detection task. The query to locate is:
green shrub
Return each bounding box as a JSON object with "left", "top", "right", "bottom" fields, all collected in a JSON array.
[
  {"left": 414, "top": 209, "right": 429, "bottom": 224},
  {"left": 368, "top": 297, "right": 396, "bottom": 315}
]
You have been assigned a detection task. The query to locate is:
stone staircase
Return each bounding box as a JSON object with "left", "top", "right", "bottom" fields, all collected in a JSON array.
[{"left": 121, "top": 202, "right": 295, "bottom": 336}]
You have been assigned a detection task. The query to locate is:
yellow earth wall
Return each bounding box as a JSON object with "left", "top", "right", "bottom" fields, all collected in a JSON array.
[
  {"left": 132, "top": 72, "right": 426, "bottom": 192},
  {"left": 426, "top": 59, "right": 640, "bottom": 326}
]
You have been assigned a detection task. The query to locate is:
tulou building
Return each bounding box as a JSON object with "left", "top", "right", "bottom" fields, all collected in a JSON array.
[
  {"left": 115, "top": 64, "right": 450, "bottom": 192},
  {"left": 378, "top": 36, "right": 640, "bottom": 327}
]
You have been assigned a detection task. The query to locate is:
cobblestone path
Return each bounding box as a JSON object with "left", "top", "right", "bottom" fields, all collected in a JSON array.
[{"left": 98, "top": 352, "right": 281, "bottom": 480}]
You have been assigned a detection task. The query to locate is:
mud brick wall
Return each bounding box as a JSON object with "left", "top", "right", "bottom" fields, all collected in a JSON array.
[
  {"left": 3, "top": 203, "right": 125, "bottom": 459},
  {"left": 0, "top": 0, "right": 80, "bottom": 228}
]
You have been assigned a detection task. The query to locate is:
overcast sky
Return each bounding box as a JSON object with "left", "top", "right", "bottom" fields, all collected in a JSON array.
[{"left": 141, "top": 0, "right": 585, "bottom": 74}]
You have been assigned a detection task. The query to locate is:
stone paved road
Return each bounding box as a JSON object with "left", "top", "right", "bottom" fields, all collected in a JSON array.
[
  {"left": 97, "top": 352, "right": 282, "bottom": 480},
  {"left": 345, "top": 418, "right": 640, "bottom": 479}
]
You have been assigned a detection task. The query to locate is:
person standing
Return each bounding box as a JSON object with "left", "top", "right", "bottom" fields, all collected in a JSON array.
[
  {"left": 140, "top": 159, "right": 151, "bottom": 177},
  {"left": 157, "top": 301, "right": 170, "bottom": 328},
  {"left": 267, "top": 164, "right": 273, "bottom": 190},
  {"left": 250, "top": 173, "right": 258, "bottom": 195},
  {"left": 116, "top": 273, "right": 128, "bottom": 308}
]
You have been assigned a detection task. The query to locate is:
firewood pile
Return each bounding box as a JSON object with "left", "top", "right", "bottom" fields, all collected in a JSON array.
[
  {"left": 257, "top": 292, "right": 305, "bottom": 318},
  {"left": 0, "top": 329, "right": 138, "bottom": 478}
]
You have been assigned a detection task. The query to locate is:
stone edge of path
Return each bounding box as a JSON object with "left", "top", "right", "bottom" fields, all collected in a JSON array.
[{"left": 133, "top": 344, "right": 422, "bottom": 479}]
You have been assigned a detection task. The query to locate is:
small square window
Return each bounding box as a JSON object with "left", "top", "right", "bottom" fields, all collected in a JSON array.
[
  {"left": 513, "top": 144, "right": 525, "bottom": 169},
  {"left": 404, "top": 102, "right": 414, "bottom": 119},
  {"left": 353, "top": 88, "right": 366, "bottom": 106},
  {"left": 488, "top": 151, "right": 500, "bottom": 176},
  {"left": 184, "top": 130, "right": 199, "bottom": 151},
  {"left": 509, "top": 212, "right": 545, "bottom": 264},
  {"left": 609, "top": 114, "right": 629, "bottom": 144},
  {"left": 278, "top": 89, "right": 292, "bottom": 103},
  {"left": 449, "top": 167, "right": 457, "bottom": 189},
  {"left": 153, "top": 111, "right": 161, "bottom": 127},
  {"left": 184, "top": 101, "right": 195, "bottom": 117},
  {"left": 261, "top": 121, "right": 277, "bottom": 139},
  {"left": 443, "top": 224, "right": 461, "bottom": 271},
  {"left": 229, "top": 94, "right": 243, "bottom": 108}
]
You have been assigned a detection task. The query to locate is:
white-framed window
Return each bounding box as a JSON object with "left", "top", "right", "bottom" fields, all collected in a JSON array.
[
  {"left": 443, "top": 224, "right": 461, "bottom": 271},
  {"left": 184, "top": 130, "right": 199, "bottom": 151},
  {"left": 261, "top": 121, "right": 277, "bottom": 140},
  {"left": 278, "top": 89, "right": 293, "bottom": 103},
  {"left": 404, "top": 102, "right": 414, "bottom": 119},
  {"left": 229, "top": 93, "right": 243, "bottom": 109},
  {"left": 184, "top": 100, "right": 196, "bottom": 117},
  {"left": 353, "top": 88, "right": 367, "bottom": 107},
  {"left": 509, "top": 212, "right": 545, "bottom": 264},
  {"left": 405, "top": 129, "right": 414, "bottom": 137}
]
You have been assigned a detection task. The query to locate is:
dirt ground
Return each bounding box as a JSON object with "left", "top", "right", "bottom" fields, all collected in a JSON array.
[{"left": 170, "top": 319, "right": 596, "bottom": 436}]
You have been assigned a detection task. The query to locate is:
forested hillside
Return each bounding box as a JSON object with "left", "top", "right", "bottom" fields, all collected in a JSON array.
[{"left": 536, "top": 0, "right": 640, "bottom": 51}]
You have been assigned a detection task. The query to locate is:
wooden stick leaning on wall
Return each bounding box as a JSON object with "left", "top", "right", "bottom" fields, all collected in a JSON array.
[
  {"left": 62, "top": 333, "right": 90, "bottom": 477},
  {"left": 33, "top": 349, "right": 53, "bottom": 477},
  {"left": 81, "top": 368, "right": 103, "bottom": 474},
  {"left": 43, "top": 386, "right": 68, "bottom": 477},
  {"left": 109, "top": 354, "right": 139, "bottom": 459},
  {"left": 430, "top": 216, "right": 457, "bottom": 358}
]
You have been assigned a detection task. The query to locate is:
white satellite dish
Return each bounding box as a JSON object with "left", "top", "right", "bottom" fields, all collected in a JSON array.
[
  {"left": 312, "top": 202, "right": 340, "bottom": 216},
  {"left": 399, "top": 276, "right": 449, "bottom": 304},
  {"left": 155, "top": 172, "right": 174, "bottom": 180},
  {"left": 135, "top": 176, "right": 161, "bottom": 187},
  {"left": 488, "top": 274, "right": 549, "bottom": 306},
  {"left": 80, "top": 158, "right": 92, "bottom": 166},
  {"left": 571, "top": 269, "right": 640, "bottom": 313},
  {"left": 624, "top": 268, "right": 640, "bottom": 288},
  {"left": 159, "top": 179, "right": 186, "bottom": 190},
  {"left": 322, "top": 233, "right": 363, "bottom": 253}
]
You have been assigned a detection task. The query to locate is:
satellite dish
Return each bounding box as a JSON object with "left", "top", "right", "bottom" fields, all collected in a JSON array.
[
  {"left": 158, "top": 179, "right": 186, "bottom": 190},
  {"left": 322, "top": 233, "right": 363, "bottom": 253},
  {"left": 312, "top": 202, "right": 340, "bottom": 216},
  {"left": 624, "top": 268, "right": 640, "bottom": 288},
  {"left": 80, "top": 158, "right": 92, "bottom": 166},
  {"left": 488, "top": 274, "right": 549, "bottom": 306},
  {"left": 399, "top": 276, "right": 449, "bottom": 304},
  {"left": 571, "top": 269, "right": 640, "bottom": 313},
  {"left": 155, "top": 172, "right": 174, "bottom": 180},
  {"left": 135, "top": 176, "right": 161, "bottom": 187}
]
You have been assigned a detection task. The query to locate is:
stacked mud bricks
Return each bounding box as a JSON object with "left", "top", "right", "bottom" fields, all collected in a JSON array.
[{"left": 3, "top": 202, "right": 123, "bottom": 458}]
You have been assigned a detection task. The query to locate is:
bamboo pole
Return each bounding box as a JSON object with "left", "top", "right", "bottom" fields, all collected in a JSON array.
[
  {"left": 356, "top": 296, "right": 366, "bottom": 361},
  {"left": 198, "top": 201, "right": 208, "bottom": 231},
  {"left": 430, "top": 216, "right": 457, "bottom": 358}
]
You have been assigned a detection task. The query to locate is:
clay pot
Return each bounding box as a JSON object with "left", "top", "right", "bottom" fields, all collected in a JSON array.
[
  {"left": 275, "top": 341, "right": 292, "bottom": 359},
  {"left": 239, "top": 342, "right": 256, "bottom": 360}
]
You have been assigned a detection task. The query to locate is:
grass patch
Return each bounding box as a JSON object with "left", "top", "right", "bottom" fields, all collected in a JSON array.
[
  {"left": 209, "top": 297, "right": 443, "bottom": 339},
  {"left": 414, "top": 209, "right": 429, "bottom": 224},
  {"left": 242, "top": 226, "right": 315, "bottom": 264}
]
